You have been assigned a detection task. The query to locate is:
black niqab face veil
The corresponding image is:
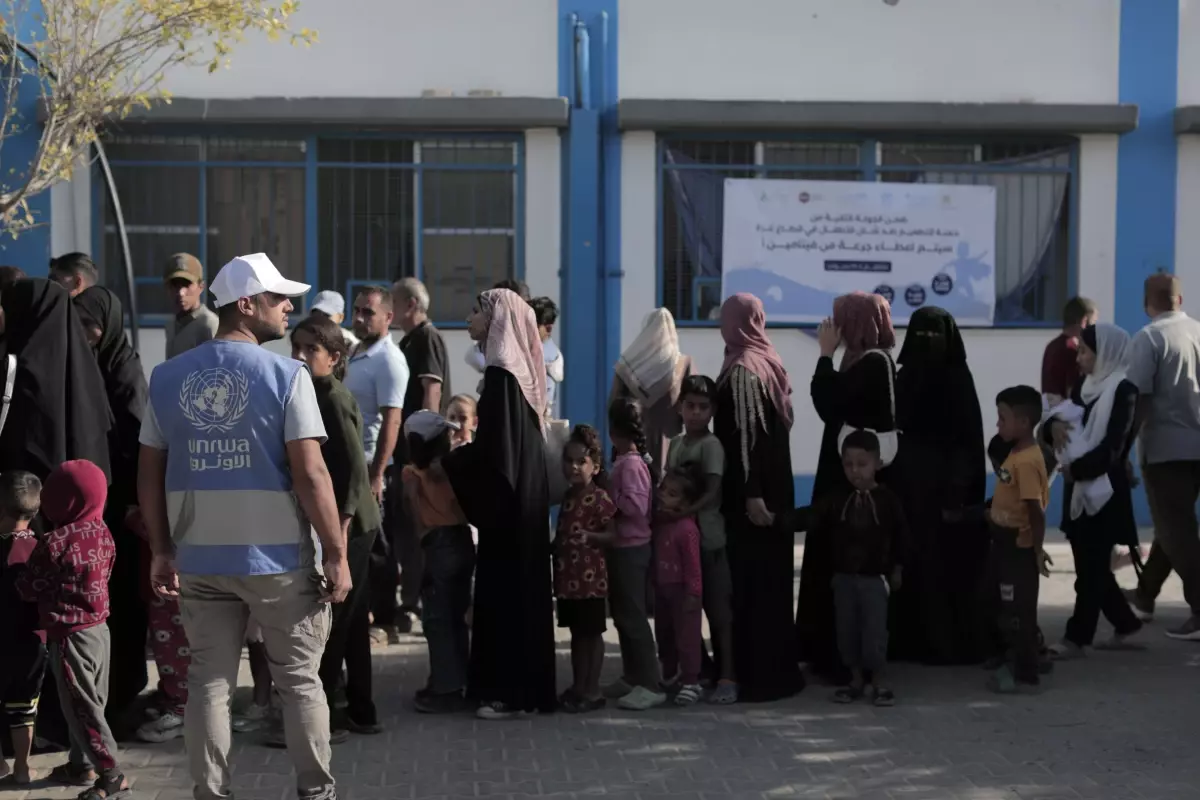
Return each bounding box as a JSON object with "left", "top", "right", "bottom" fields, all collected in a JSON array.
[
  {"left": 0, "top": 278, "right": 112, "bottom": 482},
  {"left": 897, "top": 306, "right": 968, "bottom": 367}
]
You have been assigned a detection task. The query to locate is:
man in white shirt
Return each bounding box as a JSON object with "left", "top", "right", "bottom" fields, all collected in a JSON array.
[{"left": 343, "top": 286, "right": 411, "bottom": 638}]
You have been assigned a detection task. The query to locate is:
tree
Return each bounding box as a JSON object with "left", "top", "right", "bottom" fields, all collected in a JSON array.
[{"left": 0, "top": 0, "right": 316, "bottom": 238}]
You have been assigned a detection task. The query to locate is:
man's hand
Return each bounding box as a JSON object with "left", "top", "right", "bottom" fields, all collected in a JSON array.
[
  {"left": 321, "top": 556, "right": 352, "bottom": 603},
  {"left": 370, "top": 474, "right": 385, "bottom": 505},
  {"left": 1037, "top": 547, "right": 1054, "bottom": 578},
  {"left": 150, "top": 553, "right": 179, "bottom": 598},
  {"left": 746, "top": 497, "right": 775, "bottom": 527}
]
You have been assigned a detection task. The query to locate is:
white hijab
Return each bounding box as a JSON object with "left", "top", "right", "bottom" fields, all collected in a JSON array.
[
  {"left": 1063, "top": 323, "right": 1130, "bottom": 519},
  {"left": 614, "top": 308, "right": 681, "bottom": 407}
]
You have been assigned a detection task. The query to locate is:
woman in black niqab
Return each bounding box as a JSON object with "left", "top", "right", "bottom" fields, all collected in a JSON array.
[
  {"left": 75, "top": 286, "right": 151, "bottom": 718},
  {"left": 0, "top": 278, "right": 112, "bottom": 750},
  {"left": 889, "top": 306, "right": 989, "bottom": 664}
]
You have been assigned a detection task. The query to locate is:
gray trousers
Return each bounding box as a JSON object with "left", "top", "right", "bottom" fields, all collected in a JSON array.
[
  {"left": 832, "top": 573, "right": 890, "bottom": 672},
  {"left": 49, "top": 623, "right": 121, "bottom": 778},
  {"left": 179, "top": 571, "right": 333, "bottom": 800},
  {"left": 607, "top": 544, "right": 660, "bottom": 689}
]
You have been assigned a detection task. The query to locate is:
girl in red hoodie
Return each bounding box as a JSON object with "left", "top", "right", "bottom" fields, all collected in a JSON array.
[{"left": 17, "top": 460, "right": 130, "bottom": 799}]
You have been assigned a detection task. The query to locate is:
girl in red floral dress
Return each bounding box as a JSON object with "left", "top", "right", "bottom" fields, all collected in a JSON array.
[{"left": 554, "top": 425, "right": 617, "bottom": 713}]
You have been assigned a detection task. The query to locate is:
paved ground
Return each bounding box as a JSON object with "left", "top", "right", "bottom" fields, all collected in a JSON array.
[{"left": 11, "top": 536, "right": 1200, "bottom": 800}]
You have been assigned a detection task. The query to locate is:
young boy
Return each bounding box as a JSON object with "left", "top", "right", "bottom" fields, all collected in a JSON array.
[
  {"left": 402, "top": 410, "right": 475, "bottom": 715},
  {"left": 0, "top": 471, "right": 44, "bottom": 785},
  {"left": 810, "top": 431, "right": 908, "bottom": 706},
  {"left": 665, "top": 375, "right": 737, "bottom": 705},
  {"left": 17, "top": 460, "right": 127, "bottom": 795},
  {"left": 987, "top": 386, "right": 1053, "bottom": 694}
]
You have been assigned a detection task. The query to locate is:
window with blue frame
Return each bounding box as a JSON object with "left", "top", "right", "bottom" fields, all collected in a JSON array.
[
  {"left": 660, "top": 137, "right": 1074, "bottom": 325},
  {"left": 96, "top": 134, "right": 521, "bottom": 324}
]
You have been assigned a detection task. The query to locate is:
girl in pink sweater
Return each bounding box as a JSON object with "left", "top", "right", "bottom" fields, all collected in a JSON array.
[{"left": 654, "top": 464, "right": 704, "bottom": 706}]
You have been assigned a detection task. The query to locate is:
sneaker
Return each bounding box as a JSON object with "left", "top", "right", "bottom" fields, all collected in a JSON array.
[
  {"left": 232, "top": 703, "right": 271, "bottom": 733},
  {"left": 476, "top": 701, "right": 529, "bottom": 721},
  {"left": 617, "top": 686, "right": 667, "bottom": 711},
  {"left": 1165, "top": 616, "right": 1200, "bottom": 641},
  {"left": 601, "top": 678, "right": 633, "bottom": 700},
  {"left": 137, "top": 711, "right": 184, "bottom": 743},
  {"left": 1123, "top": 588, "right": 1155, "bottom": 622},
  {"left": 414, "top": 691, "right": 471, "bottom": 715},
  {"left": 1048, "top": 640, "right": 1085, "bottom": 660}
]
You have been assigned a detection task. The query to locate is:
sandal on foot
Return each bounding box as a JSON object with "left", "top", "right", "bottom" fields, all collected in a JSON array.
[
  {"left": 78, "top": 773, "right": 133, "bottom": 800},
  {"left": 674, "top": 684, "right": 703, "bottom": 707},
  {"left": 831, "top": 686, "right": 863, "bottom": 704},
  {"left": 708, "top": 681, "right": 738, "bottom": 705},
  {"left": 50, "top": 763, "right": 98, "bottom": 786},
  {"left": 872, "top": 687, "right": 896, "bottom": 707}
]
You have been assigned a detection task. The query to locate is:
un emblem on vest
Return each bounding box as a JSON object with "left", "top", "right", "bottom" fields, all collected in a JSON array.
[{"left": 179, "top": 368, "right": 250, "bottom": 434}]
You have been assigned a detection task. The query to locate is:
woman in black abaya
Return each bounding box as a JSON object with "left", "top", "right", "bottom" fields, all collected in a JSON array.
[
  {"left": 75, "top": 286, "right": 151, "bottom": 718},
  {"left": 0, "top": 278, "right": 112, "bottom": 751},
  {"left": 715, "top": 294, "right": 803, "bottom": 702},
  {"left": 889, "top": 306, "right": 989, "bottom": 664},
  {"left": 441, "top": 288, "right": 555, "bottom": 719}
]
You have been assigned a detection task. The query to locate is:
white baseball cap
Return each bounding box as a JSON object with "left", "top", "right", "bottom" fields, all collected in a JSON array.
[
  {"left": 209, "top": 253, "right": 311, "bottom": 308},
  {"left": 311, "top": 290, "right": 346, "bottom": 318},
  {"left": 403, "top": 410, "right": 461, "bottom": 442}
]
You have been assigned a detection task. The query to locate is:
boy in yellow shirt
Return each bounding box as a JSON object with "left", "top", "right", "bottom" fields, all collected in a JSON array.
[{"left": 987, "top": 385, "right": 1051, "bottom": 693}]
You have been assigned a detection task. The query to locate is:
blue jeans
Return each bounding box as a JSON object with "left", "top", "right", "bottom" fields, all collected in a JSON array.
[{"left": 420, "top": 526, "right": 476, "bottom": 695}]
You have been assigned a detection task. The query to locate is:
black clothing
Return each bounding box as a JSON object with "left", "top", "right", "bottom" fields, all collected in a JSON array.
[
  {"left": 714, "top": 367, "right": 803, "bottom": 703},
  {"left": 1065, "top": 534, "right": 1142, "bottom": 647},
  {"left": 800, "top": 352, "right": 896, "bottom": 680},
  {"left": 442, "top": 366, "right": 555, "bottom": 713},
  {"left": 556, "top": 598, "right": 608, "bottom": 636},
  {"left": 891, "top": 306, "right": 990, "bottom": 665},
  {"left": 311, "top": 374, "right": 382, "bottom": 540},
  {"left": 812, "top": 486, "right": 908, "bottom": 577},
  {"left": 320, "top": 530, "right": 377, "bottom": 727},
  {"left": 399, "top": 321, "right": 451, "bottom": 418},
  {"left": 0, "top": 279, "right": 112, "bottom": 482},
  {"left": 985, "top": 524, "right": 1041, "bottom": 685},
  {"left": 74, "top": 287, "right": 150, "bottom": 714}
]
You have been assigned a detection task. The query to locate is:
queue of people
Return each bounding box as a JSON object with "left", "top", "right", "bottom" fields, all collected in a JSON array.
[{"left": 0, "top": 244, "right": 1197, "bottom": 800}]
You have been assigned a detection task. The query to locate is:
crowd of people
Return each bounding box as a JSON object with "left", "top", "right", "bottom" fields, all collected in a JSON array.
[{"left": 0, "top": 247, "right": 1196, "bottom": 800}]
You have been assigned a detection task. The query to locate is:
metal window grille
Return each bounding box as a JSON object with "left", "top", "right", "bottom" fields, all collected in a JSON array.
[{"left": 659, "top": 136, "right": 1075, "bottom": 325}]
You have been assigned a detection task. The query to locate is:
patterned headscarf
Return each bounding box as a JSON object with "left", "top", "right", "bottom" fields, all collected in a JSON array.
[
  {"left": 833, "top": 291, "right": 896, "bottom": 370},
  {"left": 614, "top": 308, "right": 682, "bottom": 408},
  {"left": 477, "top": 288, "right": 547, "bottom": 426}
]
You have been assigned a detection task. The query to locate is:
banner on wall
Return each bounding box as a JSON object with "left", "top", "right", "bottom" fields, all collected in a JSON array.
[{"left": 721, "top": 178, "right": 997, "bottom": 326}]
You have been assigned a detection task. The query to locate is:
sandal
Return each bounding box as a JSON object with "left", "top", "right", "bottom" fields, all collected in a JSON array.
[
  {"left": 674, "top": 684, "right": 703, "bottom": 707},
  {"left": 78, "top": 772, "right": 133, "bottom": 800},
  {"left": 707, "top": 680, "right": 739, "bottom": 706},
  {"left": 872, "top": 687, "right": 896, "bottom": 707},
  {"left": 50, "top": 763, "right": 98, "bottom": 786},
  {"left": 831, "top": 686, "right": 864, "bottom": 704},
  {"left": 561, "top": 695, "right": 605, "bottom": 714}
]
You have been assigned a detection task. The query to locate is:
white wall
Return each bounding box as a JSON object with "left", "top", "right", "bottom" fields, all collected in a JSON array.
[
  {"left": 620, "top": 0, "right": 1120, "bottom": 103},
  {"left": 1077, "top": 135, "right": 1119, "bottom": 317},
  {"left": 1177, "top": 1, "right": 1200, "bottom": 299},
  {"left": 159, "top": 0, "right": 558, "bottom": 98}
]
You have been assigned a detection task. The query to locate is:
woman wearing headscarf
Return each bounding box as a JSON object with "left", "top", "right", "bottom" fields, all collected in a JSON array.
[
  {"left": 0, "top": 278, "right": 111, "bottom": 752},
  {"left": 74, "top": 286, "right": 152, "bottom": 722},
  {"left": 889, "top": 307, "right": 989, "bottom": 664},
  {"left": 1041, "top": 323, "right": 1143, "bottom": 657},
  {"left": 714, "top": 294, "right": 803, "bottom": 702},
  {"left": 610, "top": 309, "right": 692, "bottom": 480},
  {"left": 441, "top": 288, "right": 555, "bottom": 719},
  {"left": 798, "top": 291, "right": 897, "bottom": 683}
]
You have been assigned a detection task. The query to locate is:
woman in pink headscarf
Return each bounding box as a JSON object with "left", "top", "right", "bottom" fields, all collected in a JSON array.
[
  {"left": 796, "top": 290, "right": 899, "bottom": 683},
  {"left": 714, "top": 293, "right": 804, "bottom": 702},
  {"left": 441, "top": 288, "right": 555, "bottom": 720}
]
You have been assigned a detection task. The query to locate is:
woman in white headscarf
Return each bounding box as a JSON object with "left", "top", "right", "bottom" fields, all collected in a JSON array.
[
  {"left": 609, "top": 309, "right": 692, "bottom": 479},
  {"left": 1042, "top": 322, "right": 1144, "bottom": 658}
]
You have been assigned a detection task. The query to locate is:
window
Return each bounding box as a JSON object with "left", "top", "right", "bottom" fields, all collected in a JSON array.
[
  {"left": 99, "top": 136, "right": 306, "bottom": 316},
  {"left": 97, "top": 134, "right": 522, "bottom": 323},
  {"left": 316, "top": 137, "right": 519, "bottom": 324},
  {"left": 660, "top": 136, "right": 1074, "bottom": 324}
]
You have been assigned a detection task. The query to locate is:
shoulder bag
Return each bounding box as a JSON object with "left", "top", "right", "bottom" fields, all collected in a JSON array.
[{"left": 836, "top": 349, "right": 900, "bottom": 467}]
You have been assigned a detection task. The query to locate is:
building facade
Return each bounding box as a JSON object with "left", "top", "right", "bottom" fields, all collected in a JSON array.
[{"left": 5, "top": 0, "right": 1198, "bottom": 521}]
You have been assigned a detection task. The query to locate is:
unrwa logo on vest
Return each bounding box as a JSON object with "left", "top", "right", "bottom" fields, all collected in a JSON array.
[{"left": 179, "top": 368, "right": 250, "bottom": 434}]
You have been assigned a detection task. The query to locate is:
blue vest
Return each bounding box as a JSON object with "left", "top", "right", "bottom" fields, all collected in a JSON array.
[{"left": 147, "top": 340, "right": 312, "bottom": 575}]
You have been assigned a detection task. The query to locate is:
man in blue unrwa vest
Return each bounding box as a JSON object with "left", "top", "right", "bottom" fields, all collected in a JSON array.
[{"left": 137, "top": 253, "right": 350, "bottom": 800}]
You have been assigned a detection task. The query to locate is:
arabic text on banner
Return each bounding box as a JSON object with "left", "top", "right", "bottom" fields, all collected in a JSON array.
[{"left": 721, "top": 178, "right": 997, "bottom": 326}]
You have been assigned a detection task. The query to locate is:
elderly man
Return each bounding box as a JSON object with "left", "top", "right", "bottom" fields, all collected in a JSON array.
[
  {"left": 1124, "top": 273, "right": 1200, "bottom": 640},
  {"left": 137, "top": 253, "right": 349, "bottom": 800}
]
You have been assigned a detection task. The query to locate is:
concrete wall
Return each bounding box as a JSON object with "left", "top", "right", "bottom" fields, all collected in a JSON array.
[{"left": 1177, "top": 0, "right": 1200, "bottom": 296}]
